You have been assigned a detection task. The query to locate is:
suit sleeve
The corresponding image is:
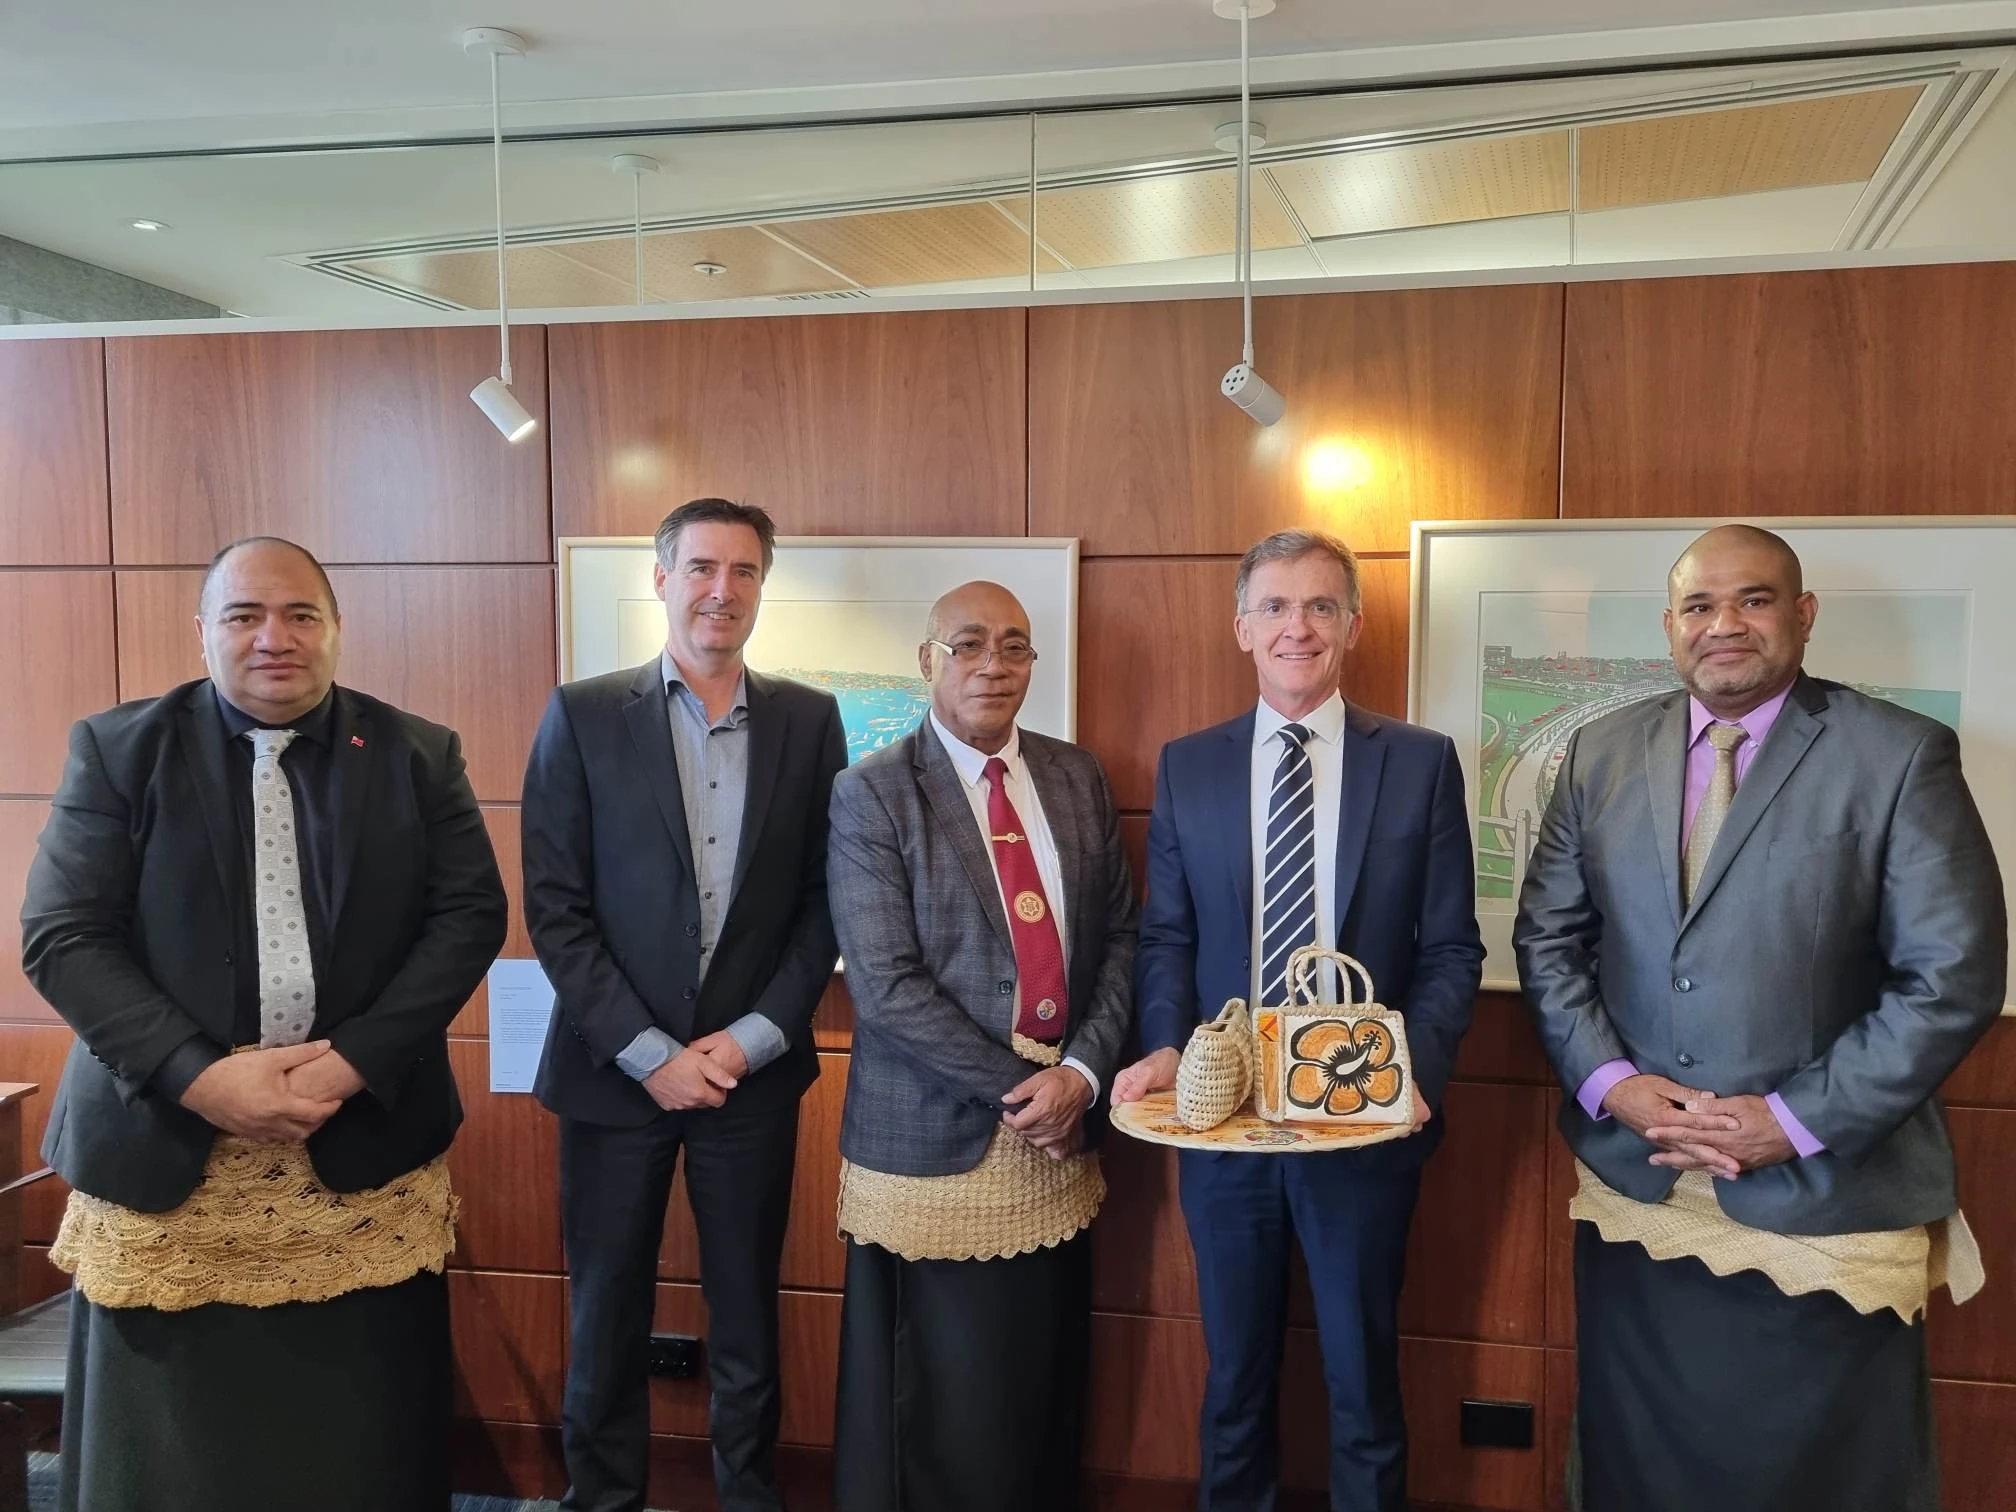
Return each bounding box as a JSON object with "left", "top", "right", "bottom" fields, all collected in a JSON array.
[
  {"left": 739, "top": 694, "right": 848, "bottom": 1052},
  {"left": 327, "top": 726, "right": 508, "bottom": 1106},
  {"left": 520, "top": 688, "right": 662, "bottom": 1070},
  {"left": 1512, "top": 728, "right": 1635, "bottom": 1096},
  {"left": 1398, "top": 737, "right": 1486, "bottom": 1112},
  {"left": 20, "top": 719, "right": 219, "bottom": 1101},
  {"left": 1773, "top": 723, "right": 2008, "bottom": 1163},
  {"left": 1134, "top": 745, "right": 1201, "bottom": 1057},
  {"left": 827, "top": 769, "right": 1036, "bottom": 1106},
  {"left": 1058, "top": 758, "right": 1139, "bottom": 1085}
]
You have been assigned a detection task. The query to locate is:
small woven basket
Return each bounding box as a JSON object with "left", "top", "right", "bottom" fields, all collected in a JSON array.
[{"left": 1176, "top": 999, "right": 1253, "bottom": 1131}]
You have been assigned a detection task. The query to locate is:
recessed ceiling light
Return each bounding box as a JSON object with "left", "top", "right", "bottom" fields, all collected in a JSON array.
[
  {"left": 129, "top": 219, "right": 168, "bottom": 231},
  {"left": 693, "top": 261, "right": 727, "bottom": 277}
]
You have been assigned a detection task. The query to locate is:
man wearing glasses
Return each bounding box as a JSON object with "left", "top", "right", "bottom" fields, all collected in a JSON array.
[
  {"left": 1117, "top": 529, "right": 1483, "bottom": 1512},
  {"left": 827, "top": 580, "right": 1137, "bottom": 1512}
]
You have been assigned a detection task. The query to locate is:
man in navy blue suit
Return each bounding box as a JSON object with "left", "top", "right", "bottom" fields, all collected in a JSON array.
[{"left": 1116, "top": 528, "right": 1484, "bottom": 1512}]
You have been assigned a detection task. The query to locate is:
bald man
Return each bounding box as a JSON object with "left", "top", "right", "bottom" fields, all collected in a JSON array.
[
  {"left": 1515, "top": 524, "right": 2006, "bottom": 1512},
  {"left": 827, "top": 582, "right": 1137, "bottom": 1512}
]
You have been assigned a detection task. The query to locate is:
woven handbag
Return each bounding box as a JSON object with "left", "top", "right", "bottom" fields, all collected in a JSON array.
[
  {"left": 1175, "top": 999, "right": 1252, "bottom": 1130},
  {"left": 1251, "top": 946, "right": 1413, "bottom": 1125}
]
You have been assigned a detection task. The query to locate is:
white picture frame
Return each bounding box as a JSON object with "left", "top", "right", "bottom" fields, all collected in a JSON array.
[
  {"left": 559, "top": 535, "right": 1080, "bottom": 762},
  {"left": 1409, "top": 516, "right": 2016, "bottom": 1007}
]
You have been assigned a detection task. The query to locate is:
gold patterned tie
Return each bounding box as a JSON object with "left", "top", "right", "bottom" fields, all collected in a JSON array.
[{"left": 1682, "top": 722, "right": 1749, "bottom": 908}]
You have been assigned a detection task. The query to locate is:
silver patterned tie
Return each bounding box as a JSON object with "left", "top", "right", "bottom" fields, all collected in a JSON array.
[
  {"left": 1682, "top": 722, "right": 1749, "bottom": 908},
  {"left": 248, "top": 727, "right": 316, "bottom": 1046}
]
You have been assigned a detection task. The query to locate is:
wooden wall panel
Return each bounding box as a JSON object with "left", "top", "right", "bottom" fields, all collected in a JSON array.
[
  {"left": 445, "top": 1040, "right": 563, "bottom": 1274},
  {"left": 1928, "top": 1108, "right": 2016, "bottom": 1381},
  {"left": 1085, "top": 1311, "right": 1210, "bottom": 1480},
  {"left": 0, "top": 801, "right": 57, "bottom": 1024},
  {"left": 1452, "top": 993, "right": 1554, "bottom": 1086},
  {"left": 449, "top": 1269, "right": 566, "bottom": 1426},
  {"left": 0, "top": 572, "right": 116, "bottom": 795},
  {"left": 484, "top": 805, "right": 533, "bottom": 961},
  {"left": 1092, "top": 1134, "right": 1198, "bottom": 1319},
  {"left": 1543, "top": 1125, "right": 1577, "bottom": 1349},
  {"left": 0, "top": 339, "right": 109, "bottom": 565},
  {"left": 1944, "top": 1018, "right": 2016, "bottom": 1109},
  {"left": 660, "top": 1052, "right": 848, "bottom": 1291},
  {"left": 451, "top": 1420, "right": 570, "bottom": 1502},
  {"left": 1079, "top": 557, "right": 1408, "bottom": 812},
  {"left": 107, "top": 328, "right": 550, "bottom": 564},
  {"left": 0, "top": 1025, "right": 73, "bottom": 1241},
  {"left": 651, "top": 1284, "right": 842, "bottom": 1446},
  {"left": 1400, "top": 1083, "right": 1550, "bottom": 1345},
  {"left": 1030, "top": 287, "right": 1563, "bottom": 556},
  {"left": 549, "top": 312, "right": 1026, "bottom": 540},
  {"left": 1543, "top": 1349, "right": 1575, "bottom": 1512},
  {"left": 1935, "top": 1378, "right": 2016, "bottom": 1512},
  {"left": 1563, "top": 264, "right": 2016, "bottom": 518},
  {"left": 114, "top": 566, "right": 554, "bottom": 802}
]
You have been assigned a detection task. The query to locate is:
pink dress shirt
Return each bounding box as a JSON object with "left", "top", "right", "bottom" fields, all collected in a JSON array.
[{"left": 1574, "top": 687, "right": 1825, "bottom": 1157}]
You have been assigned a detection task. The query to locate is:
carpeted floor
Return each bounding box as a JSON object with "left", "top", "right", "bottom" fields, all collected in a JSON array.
[{"left": 23, "top": 1452, "right": 606, "bottom": 1511}]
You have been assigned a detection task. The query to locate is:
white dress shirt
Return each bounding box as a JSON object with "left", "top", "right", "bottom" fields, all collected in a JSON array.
[
  {"left": 1249, "top": 691, "right": 1347, "bottom": 1007},
  {"left": 929, "top": 712, "right": 1099, "bottom": 1097}
]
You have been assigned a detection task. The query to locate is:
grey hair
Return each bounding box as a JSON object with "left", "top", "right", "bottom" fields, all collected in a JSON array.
[
  {"left": 1234, "top": 529, "right": 1362, "bottom": 614},
  {"left": 653, "top": 497, "right": 776, "bottom": 575}
]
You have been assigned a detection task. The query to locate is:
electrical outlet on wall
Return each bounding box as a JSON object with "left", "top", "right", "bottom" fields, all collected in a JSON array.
[{"left": 648, "top": 1332, "right": 703, "bottom": 1379}]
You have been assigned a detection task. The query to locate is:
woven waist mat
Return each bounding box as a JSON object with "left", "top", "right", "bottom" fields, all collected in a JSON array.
[{"left": 52, "top": 1137, "right": 458, "bottom": 1312}]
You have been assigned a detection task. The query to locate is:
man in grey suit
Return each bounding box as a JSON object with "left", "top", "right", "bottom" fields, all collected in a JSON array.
[
  {"left": 1515, "top": 524, "right": 2006, "bottom": 1512},
  {"left": 827, "top": 580, "right": 1136, "bottom": 1512}
]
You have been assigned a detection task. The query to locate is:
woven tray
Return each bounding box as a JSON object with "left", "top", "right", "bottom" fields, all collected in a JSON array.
[{"left": 1110, "top": 1092, "right": 1418, "bottom": 1153}]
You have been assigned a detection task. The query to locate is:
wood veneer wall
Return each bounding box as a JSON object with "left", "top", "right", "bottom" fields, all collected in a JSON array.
[{"left": 2, "top": 263, "right": 2014, "bottom": 1510}]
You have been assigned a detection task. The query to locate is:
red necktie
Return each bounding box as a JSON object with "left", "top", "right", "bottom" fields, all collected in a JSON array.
[{"left": 983, "top": 756, "right": 1068, "bottom": 1042}]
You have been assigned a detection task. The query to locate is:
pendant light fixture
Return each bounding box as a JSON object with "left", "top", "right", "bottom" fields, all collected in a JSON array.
[
  {"left": 1215, "top": 0, "right": 1285, "bottom": 427},
  {"left": 465, "top": 27, "right": 537, "bottom": 443},
  {"left": 610, "top": 153, "right": 660, "bottom": 305}
]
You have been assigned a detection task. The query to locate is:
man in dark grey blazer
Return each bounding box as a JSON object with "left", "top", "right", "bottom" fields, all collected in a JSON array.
[
  {"left": 827, "top": 580, "right": 1136, "bottom": 1512},
  {"left": 1515, "top": 524, "right": 2006, "bottom": 1512},
  {"left": 522, "top": 499, "right": 847, "bottom": 1512}
]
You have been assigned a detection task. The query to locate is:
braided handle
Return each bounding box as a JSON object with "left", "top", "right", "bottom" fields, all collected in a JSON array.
[{"left": 1285, "top": 945, "right": 1375, "bottom": 1011}]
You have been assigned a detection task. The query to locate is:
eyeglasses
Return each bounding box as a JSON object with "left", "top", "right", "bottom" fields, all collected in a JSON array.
[
  {"left": 926, "top": 637, "right": 1039, "bottom": 669},
  {"left": 1238, "top": 597, "right": 1348, "bottom": 624}
]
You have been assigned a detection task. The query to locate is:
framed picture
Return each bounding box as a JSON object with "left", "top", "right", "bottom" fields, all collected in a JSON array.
[
  {"left": 1410, "top": 517, "right": 2016, "bottom": 1004},
  {"left": 559, "top": 535, "right": 1079, "bottom": 762}
]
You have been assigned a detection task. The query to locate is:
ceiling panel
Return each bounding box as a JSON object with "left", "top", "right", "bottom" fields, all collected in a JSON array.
[
  {"left": 1577, "top": 85, "right": 1922, "bottom": 210},
  {"left": 762, "top": 201, "right": 1064, "bottom": 287},
  {"left": 1271, "top": 132, "right": 1570, "bottom": 239},
  {"left": 1004, "top": 166, "right": 1302, "bottom": 268},
  {"left": 559, "top": 224, "right": 849, "bottom": 301},
  {"left": 347, "top": 246, "right": 631, "bottom": 310}
]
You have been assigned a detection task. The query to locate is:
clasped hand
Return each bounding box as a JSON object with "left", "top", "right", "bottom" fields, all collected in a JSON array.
[
  {"left": 1603, "top": 1074, "right": 1795, "bottom": 1178},
  {"left": 179, "top": 1040, "right": 364, "bottom": 1142},
  {"left": 641, "top": 1031, "right": 748, "bottom": 1112},
  {"left": 1003, "top": 1066, "right": 1093, "bottom": 1161}
]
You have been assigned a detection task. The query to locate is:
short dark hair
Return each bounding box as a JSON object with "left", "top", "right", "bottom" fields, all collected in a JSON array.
[
  {"left": 1235, "top": 529, "right": 1362, "bottom": 614},
  {"left": 653, "top": 498, "right": 776, "bottom": 575},
  {"left": 198, "top": 536, "right": 339, "bottom": 618}
]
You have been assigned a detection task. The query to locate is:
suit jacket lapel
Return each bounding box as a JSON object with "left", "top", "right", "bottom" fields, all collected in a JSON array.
[
  {"left": 916, "top": 723, "right": 1015, "bottom": 955},
  {"left": 621, "top": 661, "right": 698, "bottom": 881},
  {"left": 1022, "top": 736, "right": 1085, "bottom": 967},
  {"left": 179, "top": 685, "right": 243, "bottom": 914},
  {"left": 1218, "top": 714, "right": 1257, "bottom": 934},
  {"left": 731, "top": 671, "right": 784, "bottom": 901},
  {"left": 1643, "top": 693, "right": 1690, "bottom": 933},
  {"left": 326, "top": 689, "right": 373, "bottom": 930},
  {"left": 1334, "top": 703, "right": 1387, "bottom": 933},
  {"left": 1682, "top": 677, "right": 1826, "bottom": 927}
]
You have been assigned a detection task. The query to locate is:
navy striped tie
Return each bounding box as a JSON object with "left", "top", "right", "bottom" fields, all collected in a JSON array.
[{"left": 1260, "top": 722, "right": 1318, "bottom": 1006}]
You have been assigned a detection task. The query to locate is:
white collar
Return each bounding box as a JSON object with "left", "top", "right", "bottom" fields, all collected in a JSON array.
[
  {"left": 930, "top": 710, "right": 1021, "bottom": 788},
  {"left": 1254, "top": 690, "right": 1347, "bottom": 748}
]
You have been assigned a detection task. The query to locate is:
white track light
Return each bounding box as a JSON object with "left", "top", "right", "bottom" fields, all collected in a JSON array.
[
  {"left": 464, "top": 27, "right": 536, "bottom": 443},
  {"left": 1220, "top": 363, "right": 1285, "bottom": 426},
  {"left": 1214, "top": 0, "right": 1284, "bottom": 427},
  {"left": 471, "top": 376, "right": 537, "bottom": 442}
]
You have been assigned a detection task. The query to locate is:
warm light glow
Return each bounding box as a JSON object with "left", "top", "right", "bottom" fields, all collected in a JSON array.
[{"left": 1302, "top": 438, "right": 1377, "bottom": 495}]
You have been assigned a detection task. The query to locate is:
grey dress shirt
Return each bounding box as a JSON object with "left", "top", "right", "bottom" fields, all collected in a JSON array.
[{"left": 613, "top": 653, "right": 790, "bottom": 1082}]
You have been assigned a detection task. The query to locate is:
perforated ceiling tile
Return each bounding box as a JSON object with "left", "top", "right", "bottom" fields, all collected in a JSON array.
[
  {"left": 761, "top": 201, "right": 1064, "bottom": 287},
  {"left": 347, "top": 245, "right": 633, "bottom": 310},
  {"left": 560, "top": 224, "right": 849, "bottom": 301},
  {"left": 1271, "top": 132, "right": 1570, "bottom": 240},
  {"left": 1577, "top": 86, "right": 1922, "bottom": 210},
  {"left": 1000, "top": 167, "right": 1301, "bottom": 267}
]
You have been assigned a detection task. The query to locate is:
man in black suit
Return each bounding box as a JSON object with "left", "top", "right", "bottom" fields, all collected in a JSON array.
[
  {"left": 21, "top": 536, "right": 508, "bottom": 1512},
  {"left": 523, "top": 498, "right": 848, "bottom": 1512}
]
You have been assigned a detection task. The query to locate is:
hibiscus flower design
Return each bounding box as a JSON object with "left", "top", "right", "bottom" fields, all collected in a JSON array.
[{"left": 1285, "top": 1019, "right": 1403, "bottom": 1117}]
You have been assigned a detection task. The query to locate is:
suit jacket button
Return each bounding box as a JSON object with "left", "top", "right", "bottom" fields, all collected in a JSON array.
[
  {"left": 683, "top": 987, "right": 697, "bottom": 1001},
  {"left": 685, "top": 924, "right": 698, "bottom": 937},
  {"left": 998, "top": 980, "right": 1013, "bottom": 995},
  {"left": 1674, "top": 977, "right": 1693, "bottom": 993},
  {"left": 1676, "top": 1052, "right": 1696, "bottom": 1068}
]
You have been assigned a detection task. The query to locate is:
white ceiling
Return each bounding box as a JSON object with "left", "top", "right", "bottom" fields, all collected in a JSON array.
[{"left": 5, "top": 0, "right": 2016, "bottom": 158}]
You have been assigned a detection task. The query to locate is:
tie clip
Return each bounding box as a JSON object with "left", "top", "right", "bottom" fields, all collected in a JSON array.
[{"left": 991, "top": 831, "right": 1024, "bottom": 844}]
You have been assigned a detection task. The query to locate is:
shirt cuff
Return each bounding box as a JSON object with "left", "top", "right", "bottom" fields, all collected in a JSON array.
[
  {"left": 615, "top": 1026, "right": 680, "bottom": 1082},
  {"left": 155, "top": 1035, "right": 228, "bottom": 1103},
  {"left": 725, "top": 1013, "right": 789, "bottom": 1075},
  {"left": 1062, "top": 1056, "right": 1100, "bottom": 1100},
  {"left": 1577, "top": 1059, "right": 1640, "bottom": 1121},
  {"left": 1767, "top": 1092, "right": 1827, "bottom": 1158}
]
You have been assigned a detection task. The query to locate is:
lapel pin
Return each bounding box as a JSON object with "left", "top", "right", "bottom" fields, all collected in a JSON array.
[{"left": 351, "top": 736, "right": 366, "bottom": 748}]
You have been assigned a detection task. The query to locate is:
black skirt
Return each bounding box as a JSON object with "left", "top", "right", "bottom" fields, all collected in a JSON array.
[
  {"left": 833, "top": 1232, "right": 1091, "bottom": 1512},
  {"left": 1575, "top": 1223, "right": 1939, "bottom": 1512},
  {"left": 58, "top": 1270, "right": 453, "bottom": 1512}
]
